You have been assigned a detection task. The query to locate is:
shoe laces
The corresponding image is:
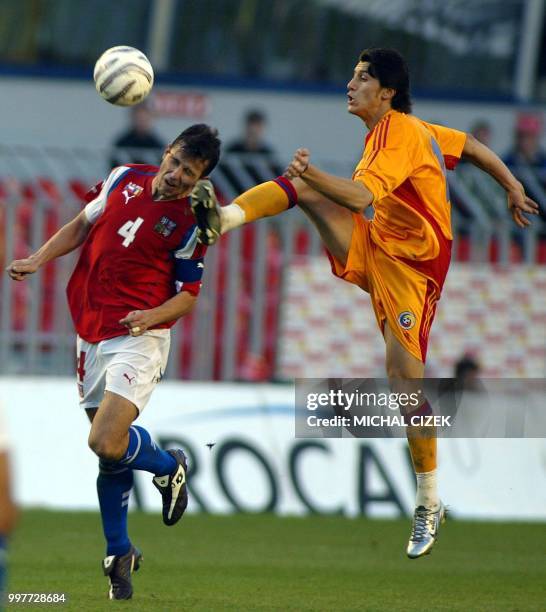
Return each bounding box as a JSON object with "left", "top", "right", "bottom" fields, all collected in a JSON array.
[{"left": 410, "top": 506, "right": 435, "bottom": 542}]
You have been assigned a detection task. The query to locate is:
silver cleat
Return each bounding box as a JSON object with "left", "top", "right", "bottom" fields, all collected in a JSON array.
[
  {"left": 406, "top": 502, "right": 446, "bottom": 559},
  {"left": 190, "top": 179, "right": 222, "bottom": 245}
]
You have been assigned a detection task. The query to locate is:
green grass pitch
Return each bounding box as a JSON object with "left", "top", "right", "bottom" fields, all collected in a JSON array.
[{"left": 6, "top": 510, "right": 545, "bottom": 611}]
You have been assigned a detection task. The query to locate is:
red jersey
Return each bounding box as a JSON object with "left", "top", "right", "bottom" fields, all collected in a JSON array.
[{"left": 67, "top": 164, "right": 206, "bottom": 343}]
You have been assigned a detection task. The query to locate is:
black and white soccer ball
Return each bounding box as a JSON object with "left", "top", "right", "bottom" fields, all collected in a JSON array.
[{"left": 93, "top": 46, "right": 154, "bottom": 106}]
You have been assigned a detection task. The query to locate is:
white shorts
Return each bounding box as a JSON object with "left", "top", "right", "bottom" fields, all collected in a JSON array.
[{"left": 76, "top": 330, "right": 170, "bottom": 413}]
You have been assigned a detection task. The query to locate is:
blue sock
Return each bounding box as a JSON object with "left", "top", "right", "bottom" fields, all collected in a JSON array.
[
  {"left": 0, "top": 535, "right": 6, "bottom": 601},
  {"left": 97, "top": 461, "right": 133, "bottom": 557},
  {"left": 120, "top": 425, "right": 176, "bottom": 476}
]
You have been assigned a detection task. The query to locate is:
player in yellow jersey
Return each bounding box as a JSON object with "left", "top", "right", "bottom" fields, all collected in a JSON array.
[{"left": 191, "top": 48, "right": 539, "bottom": 558}]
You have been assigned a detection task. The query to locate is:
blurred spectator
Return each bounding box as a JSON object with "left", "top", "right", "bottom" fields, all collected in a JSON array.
[
  {"left": 504, "top": 113, "right": 546, "bottom": 169},
  {"left": 457, "top": 120, "right": 507, "bottom": 220},
  {"left": 0, "top": 403, "right": 18, "bottom": 601},
  {"left": 110, "top": 102, "right": 164, "bottom": 168},
  {"left": 226, "top": 109, "right": 275, "bottom": 155},
  {"left": 438, "top": 353, "right": 484, "bottom": 428},
  {"left": 503, "top": 112, "right": 546, "bottom": 205},
  {"left": 222, "top": 109, "right": 282, "bottom": 192},
  {"left": 454, "top": 354, "right": 482, "bottom": 391},
  {"left": 470, "top": 120, "right": 492, "bottom": 147}
]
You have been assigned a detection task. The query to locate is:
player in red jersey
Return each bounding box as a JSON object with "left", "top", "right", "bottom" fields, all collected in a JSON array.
[{"left": 6, "top": 124, "right": 221, "bottom": 600}]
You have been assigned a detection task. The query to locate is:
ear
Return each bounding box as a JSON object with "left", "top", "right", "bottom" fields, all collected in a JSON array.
[{"left": 381, "top": 88, "right": 396, "bottom": 101}]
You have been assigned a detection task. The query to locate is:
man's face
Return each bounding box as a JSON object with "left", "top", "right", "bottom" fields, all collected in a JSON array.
[
  {"left": 516, "top": 130, "right": 540, "bottom": 159},
  {"left": 133, "top": 107, "right": 153, "bottom": 134},
  {"left": 347, "top": 61, "right": 389, "bottom": 118},
  {"left": 246, "top": 119, "right": 265, "bottom": 143},
  {"left": 153, "top": 144, "right": 208, "bottom": 200}
]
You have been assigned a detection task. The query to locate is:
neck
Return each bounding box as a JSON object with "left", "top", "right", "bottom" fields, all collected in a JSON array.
[{"left": 362, "top": 106, "right": 393, "bottom": 131}]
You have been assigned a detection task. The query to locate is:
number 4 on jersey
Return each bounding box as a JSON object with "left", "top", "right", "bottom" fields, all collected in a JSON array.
[{"left": 118, "top": 217, "right": 144, "bottom": 247}]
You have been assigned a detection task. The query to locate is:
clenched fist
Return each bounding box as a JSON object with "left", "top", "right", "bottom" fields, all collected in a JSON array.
[
  {"left": 6, "top": 257, "right": 40, "bottom": 281},
  {"left": 284, "top": 148, "right": 310, "bottom": 179}
]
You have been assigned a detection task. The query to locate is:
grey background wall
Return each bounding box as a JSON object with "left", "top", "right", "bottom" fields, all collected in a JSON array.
[{"left": 0, "top": 76, "right": 539, "bottom": 170}]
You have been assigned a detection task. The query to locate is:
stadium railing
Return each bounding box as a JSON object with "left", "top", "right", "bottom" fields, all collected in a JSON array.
[{"left": 0, "top": 146, "right": 544, "bottom": 380}]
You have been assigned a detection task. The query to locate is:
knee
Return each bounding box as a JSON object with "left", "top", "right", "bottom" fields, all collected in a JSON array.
[{"left": 88, "top": 431, "right": 125, "bottom": 462}]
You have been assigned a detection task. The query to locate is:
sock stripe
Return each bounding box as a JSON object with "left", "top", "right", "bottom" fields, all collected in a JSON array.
[
  {"left": 118, "top": 425, "right": 177, "bottom": 476},
  {"left": 407, "top": 399, "right": 433, "bottom": 418},
  {"left": 273, "top": 176, "right": 298, "bottom": 208},
  {"left": 121, "top": 426, "right": 142, "bottom": 465}
]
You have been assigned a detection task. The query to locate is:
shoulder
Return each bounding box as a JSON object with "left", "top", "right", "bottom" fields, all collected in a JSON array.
[
  {"left": 114, "top": 131, "right": 132, "bottom": 146},
  {"left": 123, "top": 163, "right": 159, "bottom": 175},
  {"left": 394, "top": 112, "right": 429, "bottom": 137},
  {"left": 226, "top": 141, "right": 244, "bottom": 152},
  {"left": 101, "top": 165, "right": 156, "bottom": 198},
  {"left": 379, "top": 111, "right": 423, "bottom": 147}
]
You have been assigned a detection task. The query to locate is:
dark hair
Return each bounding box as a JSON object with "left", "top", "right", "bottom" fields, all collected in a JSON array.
[
  {"left": 359, "top": 48, "right": 412, "bottom": 114},
  {"left": 455, "top": 355, "right": 480, "bottom": 380},
  {"left": 245, "top": 109, "right": 266, "bottom": 124},
  {"left": 171, "top": 124, "right": 221, "bottom": 175}
]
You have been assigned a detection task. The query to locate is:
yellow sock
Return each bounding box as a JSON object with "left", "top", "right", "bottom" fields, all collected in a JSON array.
[
  {"left": 407, "top": 434, "right": 437, "bottom": 473},
  {"left": 233, "top": 176, "right": 297, "bottom": 224},
  {"left": 404, "top": 398, "right": 437, "bottom": 473}
]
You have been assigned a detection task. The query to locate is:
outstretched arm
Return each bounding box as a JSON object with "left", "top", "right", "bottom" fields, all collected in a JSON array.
[
  {"left": 285, "top": 148, "right": 373, "bottom": 213},
  {"left": 6, "top": 210, "right": 92, "bottom": 280},
  {"left": 462, "top": 134, "right": 540, "bottom": 227}
]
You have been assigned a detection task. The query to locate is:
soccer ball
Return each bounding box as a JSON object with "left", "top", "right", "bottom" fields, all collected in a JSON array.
[{"left": 93, "top": 46, "right": 154, "bottom": 106}]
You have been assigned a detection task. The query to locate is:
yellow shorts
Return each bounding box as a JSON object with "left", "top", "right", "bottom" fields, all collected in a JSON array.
[{"left": 327, "top": 214, "right": 451, "bottom": 363}]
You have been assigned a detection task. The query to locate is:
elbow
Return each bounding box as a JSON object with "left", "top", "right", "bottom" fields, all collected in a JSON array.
[
  {"left": 349, "top": 191, "right": 373, "bottom": 214},
  {"left": 348, "top": 182, "right": 374, "bottom": 213},
  {"left": 462, "top": 133, "right": 477, "bottom": 161},
  {"left": 351, "top": 199, "right": 370, "bottom": 214}
]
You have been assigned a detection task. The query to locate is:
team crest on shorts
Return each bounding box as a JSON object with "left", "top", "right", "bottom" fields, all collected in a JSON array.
[
  {"left": 398, "top": 311, "right": 416, "bottom": 330},
  {"left": 154, "top": 216, "right": 177, "bottom": 237}
]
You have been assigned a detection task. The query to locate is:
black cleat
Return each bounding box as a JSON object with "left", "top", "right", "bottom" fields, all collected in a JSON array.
[
  {"left": 152, "top": 449, "right": 189, "bottom": 526},
  {"left": 190, "top": 179, "right": 221, "bottom": 245},
  {"left": 102, "top": 545, "right": 142, "bottom": 600}
]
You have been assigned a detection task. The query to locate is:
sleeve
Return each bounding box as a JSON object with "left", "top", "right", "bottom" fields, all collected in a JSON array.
[
  {"left": 84, "top": 166, "right": 130, "bottom": 224},
  {"left": 420, "top": 121, "right": 467, "bottom": 170},
  {"left": 352, "top": 118, "right": 415, "bottom": 202},
  {"left": 173, "top": 230, "right": 207, "bottom": 297}
]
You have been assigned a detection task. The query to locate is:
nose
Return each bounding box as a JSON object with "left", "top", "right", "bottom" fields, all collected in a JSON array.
[
  {"left": 347, "top": 77, "right": 356, "bottom": 91},
  {"left": 170, "top": 166, "right": 184, "bottom": 183}
]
